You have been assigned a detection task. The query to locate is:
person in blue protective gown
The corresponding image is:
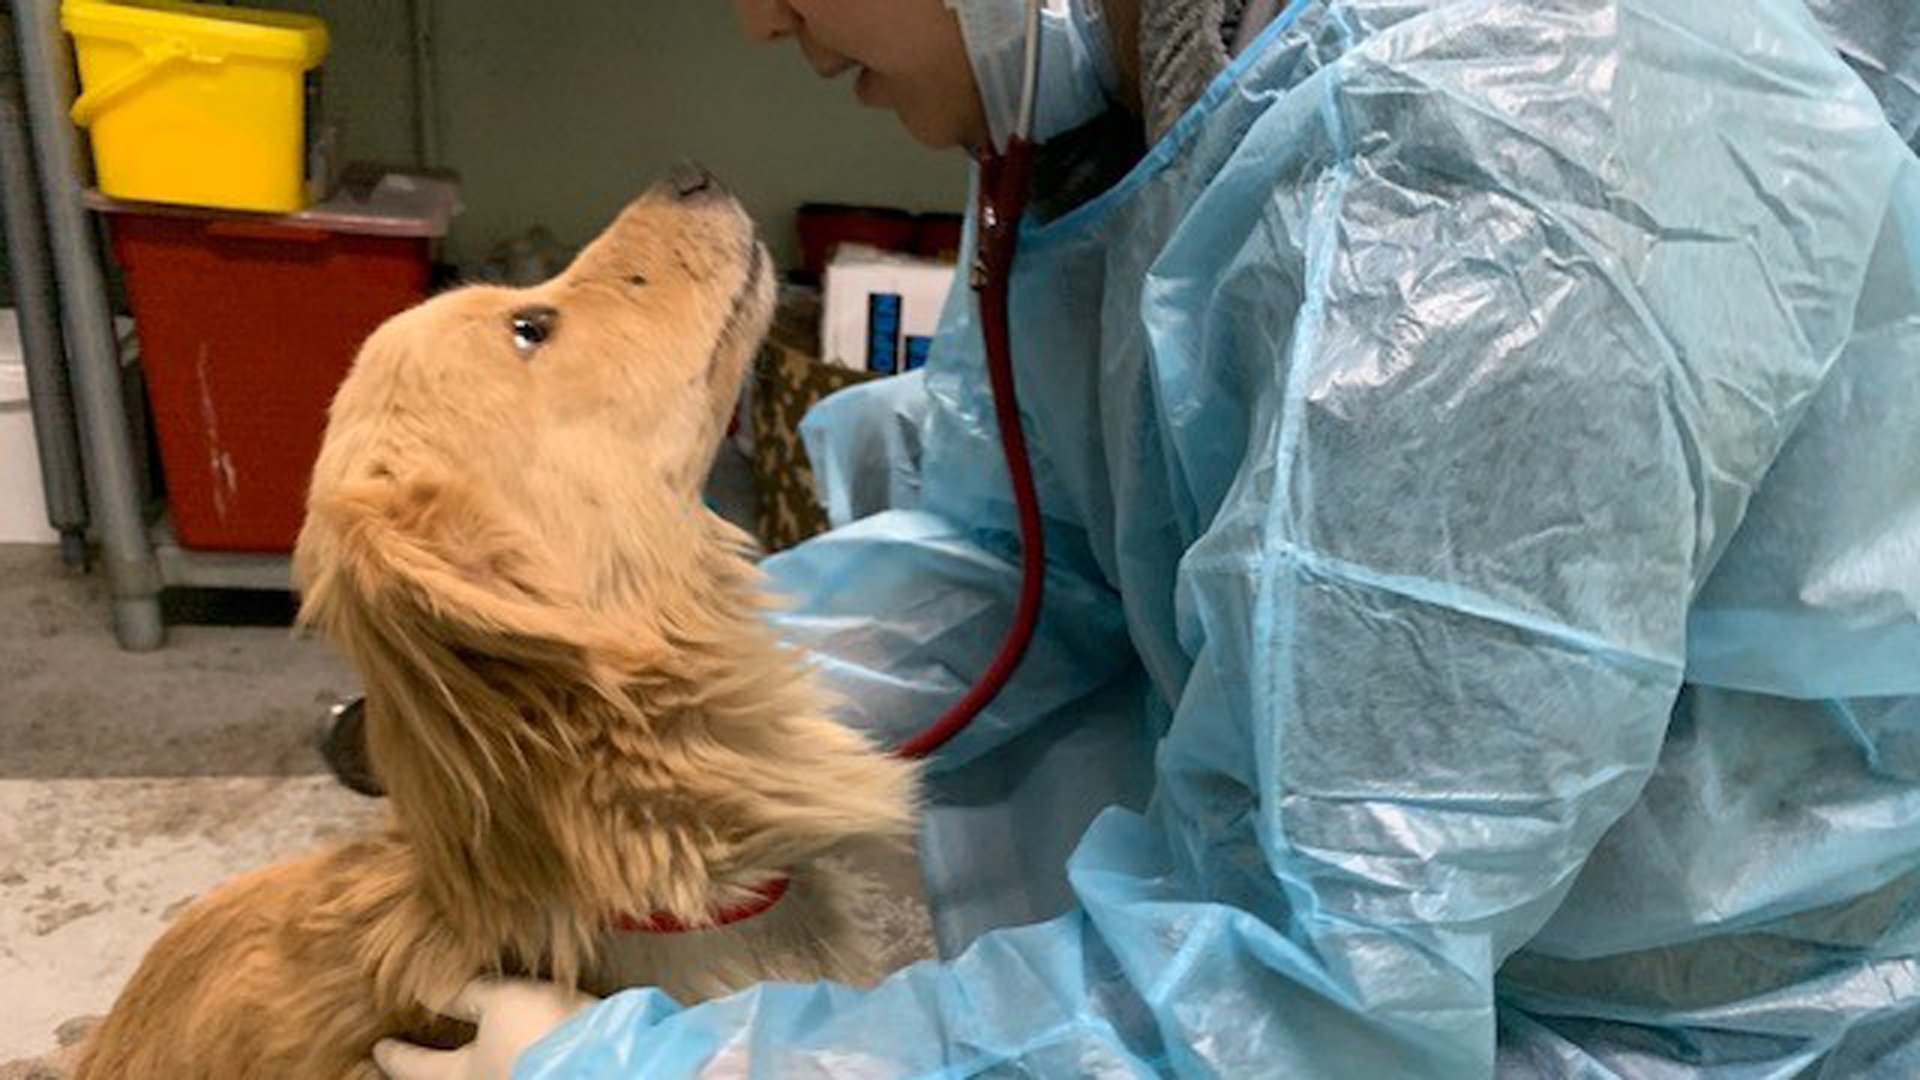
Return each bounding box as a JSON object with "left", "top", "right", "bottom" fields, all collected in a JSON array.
[{"left": 377, "top": 1, "right": 1920, "bottom": 1076}]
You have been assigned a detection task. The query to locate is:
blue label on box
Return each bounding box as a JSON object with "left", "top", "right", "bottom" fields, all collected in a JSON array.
[
  {"left": 867, "top": 293, "right": 903, "bottom": 375},
  {"left": 904, "top": 335, "right": 933, "bottom": 372}
]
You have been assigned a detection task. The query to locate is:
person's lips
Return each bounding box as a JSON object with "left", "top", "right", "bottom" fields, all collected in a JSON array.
[{"left": 798, "top": 34, "right": 856, "bottom": 78}]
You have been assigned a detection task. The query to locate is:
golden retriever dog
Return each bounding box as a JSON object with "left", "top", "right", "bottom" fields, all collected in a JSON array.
[{"left": 76, "top": 170, "right": 919, "bottom": 1079}]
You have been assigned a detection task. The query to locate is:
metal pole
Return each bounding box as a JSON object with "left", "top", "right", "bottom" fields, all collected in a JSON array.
[
  {"left": 0, "top": 8, "right": 87, "bottom": 569},
  {"left": 407, "top": 0, "right": 439, "bottom": 167},
  {"left": 11, "top": 0, "right": 161, "bottom": 649}
]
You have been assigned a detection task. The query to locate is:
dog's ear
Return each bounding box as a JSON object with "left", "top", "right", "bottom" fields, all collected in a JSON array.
[
  {"left": 295, "top": 473, "right": 647, "bottom": 933},
  {"left": 295, "top": 472, "right": 646, "bottom": 681}
]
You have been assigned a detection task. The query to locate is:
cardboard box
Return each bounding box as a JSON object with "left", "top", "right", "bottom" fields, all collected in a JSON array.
[{"left": 821, "top": 245, "right": 954, "bottom": 376}]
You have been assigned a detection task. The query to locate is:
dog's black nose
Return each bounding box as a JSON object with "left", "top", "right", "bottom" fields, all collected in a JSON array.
[{"left": 663, "top": 161, "right": 724, "bottom": 201}]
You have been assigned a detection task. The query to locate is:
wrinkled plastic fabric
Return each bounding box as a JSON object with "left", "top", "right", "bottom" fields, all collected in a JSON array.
[
  {"left": 797, "top": 368, "right": 929, "bottom": 528},
  {"left": 520, "top": 0, "right": 1920, "bottom": 1076},
  {"left": 1806, "top": 0, "right": 1920, "bottom": 149}
]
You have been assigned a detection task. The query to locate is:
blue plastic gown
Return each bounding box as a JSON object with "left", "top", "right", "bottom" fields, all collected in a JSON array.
[
  {"left": 520, "top": 1, "right": 1920, "bottom": 1074},
  {"left": 1807, "top": 0, "right": 1920, "bottom": 149}
]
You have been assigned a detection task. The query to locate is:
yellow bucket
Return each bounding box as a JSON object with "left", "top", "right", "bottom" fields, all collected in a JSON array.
[{"left": 62, "top": 1, "right": 329, "bottom": 213}]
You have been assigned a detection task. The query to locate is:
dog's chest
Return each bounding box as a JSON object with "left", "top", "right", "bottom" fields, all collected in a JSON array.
[
  {"left": 587, "top": 923, "right": 774, "bottom": 1003},
  {"left": 583, "top": 879, "right": 859, "bottom": 1003}
]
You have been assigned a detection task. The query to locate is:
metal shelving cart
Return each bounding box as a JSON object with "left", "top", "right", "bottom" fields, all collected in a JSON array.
[
  {"left": 6, "top": 0, "right": 174, "bottom": 649},
  {"left": 0, "top": 0, "right": 446, "bottom": 650}
]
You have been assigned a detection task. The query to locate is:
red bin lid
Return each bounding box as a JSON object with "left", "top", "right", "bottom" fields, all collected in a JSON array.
[{"left": 86, "top": 171, "right": 462, "bottom": 239}]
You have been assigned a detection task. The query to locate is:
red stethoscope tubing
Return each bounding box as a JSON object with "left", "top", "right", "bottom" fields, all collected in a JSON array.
[{"left": 896, "top": 139, "right": 1044, "bottom": 761}]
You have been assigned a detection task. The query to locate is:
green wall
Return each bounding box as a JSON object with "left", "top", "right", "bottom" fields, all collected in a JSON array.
[{"left": 272, "top": 1, "right": 969, "bottom": 267}]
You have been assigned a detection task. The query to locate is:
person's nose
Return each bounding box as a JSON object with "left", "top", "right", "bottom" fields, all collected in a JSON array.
[{"left": 733, "top": 0, "right": 799, "bottom": 42}]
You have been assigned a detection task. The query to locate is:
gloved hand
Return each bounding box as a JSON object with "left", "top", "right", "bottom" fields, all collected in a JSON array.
[{"left": 374, "top": 978, "right": 598, "bottom": 1080}]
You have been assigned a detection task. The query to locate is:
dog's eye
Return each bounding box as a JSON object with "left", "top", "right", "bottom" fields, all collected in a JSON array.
[
  {"left": 626, "top": 273, "right": 649, "bottom": 287},
  {"left": 510, "top": 306, "right": 559, "bottom": 358}
]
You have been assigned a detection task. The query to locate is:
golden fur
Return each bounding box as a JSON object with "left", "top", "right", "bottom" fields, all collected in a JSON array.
[{"left": 76, "top": 184, "right": 918, "bottom": 1079}]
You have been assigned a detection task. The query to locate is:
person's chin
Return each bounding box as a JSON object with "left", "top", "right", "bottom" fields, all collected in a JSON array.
[
  {"left": 901, "top": 119, "right": 966, "bottom": 151},
  {"left": 894, "top": 102, "right": 981, "bottom": 152}
]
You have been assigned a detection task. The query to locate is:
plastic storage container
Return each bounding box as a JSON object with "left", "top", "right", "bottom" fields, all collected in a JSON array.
[
  {"left": 63, "top": 1, "right": 329, "bottom": 213},
  {"left": 0, "top": 313, "right": 57, "bottom": 545},
  {"left": 91, "top": 174, "right": 459, "bottom": 552}
]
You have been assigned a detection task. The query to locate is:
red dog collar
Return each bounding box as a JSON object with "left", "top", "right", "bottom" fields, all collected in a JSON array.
[{"left": 611, "top": 876, "right": 792, "bottom": 935}]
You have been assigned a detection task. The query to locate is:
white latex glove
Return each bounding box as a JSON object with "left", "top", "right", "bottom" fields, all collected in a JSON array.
[{"left": 374, "top": 978, "right": 598, "bottom": 1080}]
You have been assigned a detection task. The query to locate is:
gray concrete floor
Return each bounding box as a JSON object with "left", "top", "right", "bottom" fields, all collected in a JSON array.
[
  {"left": 0, "top": 452, "right": 929, "bottom": 1075},
  {"left": 0, "top": 544, "right": 379, "bottom": 1074}
]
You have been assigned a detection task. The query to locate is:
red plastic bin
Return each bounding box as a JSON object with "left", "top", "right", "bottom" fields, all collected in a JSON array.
[{"left": 92, "top": 176, "right": 458, "bottom": 552}]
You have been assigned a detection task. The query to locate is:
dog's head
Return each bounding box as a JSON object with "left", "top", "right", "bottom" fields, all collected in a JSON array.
[
  {"left": 292, "top": 174, "right": 917, "bottom": 988},
  {"left": 294, "top": 172, "right": 775, "bottom": 906},
  {"left": 297, "top": 166, "right": 771, "bottom": 652}
]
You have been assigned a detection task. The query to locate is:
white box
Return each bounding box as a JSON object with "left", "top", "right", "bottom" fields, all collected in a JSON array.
[
  {"left": 821, "top": 245, "right": 956, "bottom": 374},
  {"left": 0, "top": 311, "right": 56, "bottom": 546}
]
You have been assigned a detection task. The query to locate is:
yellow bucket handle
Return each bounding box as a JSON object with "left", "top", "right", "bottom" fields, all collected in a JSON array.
[{"left": 70, "top": 40, "right": 218, "bottom": 127}]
